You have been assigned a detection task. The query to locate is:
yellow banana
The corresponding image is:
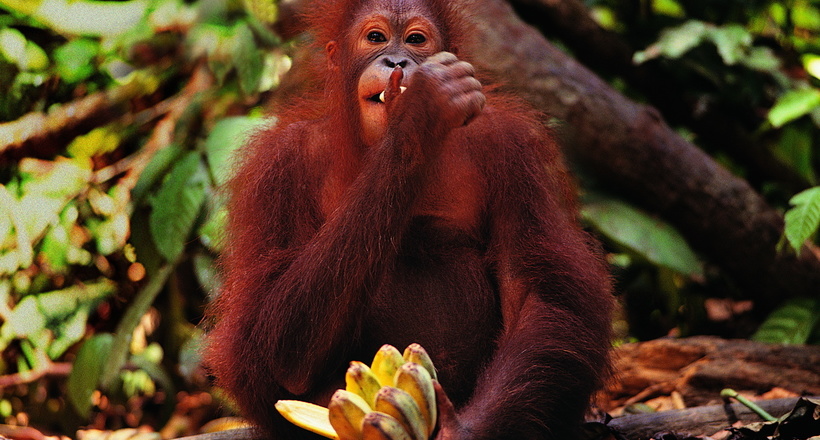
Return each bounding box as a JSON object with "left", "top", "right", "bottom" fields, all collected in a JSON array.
[
  {"left": 346, "top": 361, "right": 382, "bottom": 407},
  {"left": 402, "top": 343, "right": 437, "bottom": 381},
  {"left": 361, "top": 411, "right": 413, "bottom": 440},
  {"left": 274, "top": 400, "right": 339, "bottom": 439},
  {"left": 394, "top": 362, "right": 436, "bottom": 437},
  {"left": 328, "top": 389, "right": 371, "bottom": 440},
  {"left": 371, "top": 344, "right": 405, "bottom": 387},
  {"left": 374, "top": 386, "right": 427, "bottom": 440}
]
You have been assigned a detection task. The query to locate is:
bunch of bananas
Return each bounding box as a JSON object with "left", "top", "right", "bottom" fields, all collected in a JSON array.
[{"left": 275, "top": 343, "right": 438, "bottom": 440}]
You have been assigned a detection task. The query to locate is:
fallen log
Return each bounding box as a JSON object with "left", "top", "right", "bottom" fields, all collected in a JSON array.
[
  {"left": 607, "top": 397, "right": 809, "bottom": 439},
  {"left": 603, "top": 336, "right": 820, "bottom": 409}
]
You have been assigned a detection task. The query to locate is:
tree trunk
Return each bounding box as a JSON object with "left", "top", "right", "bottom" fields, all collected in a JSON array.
[{"left": 272, "top": 0, "right": 820, "bottom": 304}]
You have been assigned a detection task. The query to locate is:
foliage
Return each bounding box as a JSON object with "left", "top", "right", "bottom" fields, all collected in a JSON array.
[
  {"left": 587, "top": 0, "right": 820, "bottom": 341},
  {"left": 0, "top": 0, "right": 285, "bottom": 434}
]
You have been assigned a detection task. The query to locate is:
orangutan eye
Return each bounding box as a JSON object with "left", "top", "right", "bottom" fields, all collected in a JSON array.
[
  {"left": 367, "top": 31, "right": 387, "bottom": 43},
  {"left": 406, "top": 33, "right": 426, "bottom": 44}
]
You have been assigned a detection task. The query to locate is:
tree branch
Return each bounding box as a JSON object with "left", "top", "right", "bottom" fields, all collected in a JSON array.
[{"left": 271, "top": 0, "right": 820, "bottom": 302}]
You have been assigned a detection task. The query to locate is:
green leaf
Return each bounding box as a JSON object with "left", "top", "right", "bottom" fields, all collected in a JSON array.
[
  {"left": 634, "top": 20, "right": 708, "bottom": 64},
  {"left": 768, "top": 89, "right": 820, "bottom": 128},
  {"left": 804, "top": 54, "right": 820, "bottom": 80},
  {"left": 752, "top": 297, "right": 820, "bottom": 344},
  {"left": 233, "top": 22, "right": 264, "bottom": 95},
  {"left": 742, "top": 46, "right": 780, "bottom": 72},
  {"left": 132, "top": 143, "right": 184, "bottom": 203},
  {"left": 582, "top": 198, "right": 703, "bottom": 277},
  {"left": 707, "top": 24, "right": 751, "bottom": 65},
  {"left": 149, "top": 151, "right": 208, "bottom": 262},
  {"left": 651, "top": 0, "right": 684, "bottom": 18},
  {"left": 32, "top": 0, "right": 147, "bottom": 37},
  {"left": 204, "top": 116, "right": 264, "bottom": 187},
  {"left": 783, "top": 186, "right": 820, "bottom": 255},
  {"left": 54, "top": 38, "right": 99, "bottom": 83},
  {"left": 0, "top": 27, "right": 48, "bottom": 71},
  {"left": 67, "top": 334, "right": 113, "bottom": 417},
  {"left": 100, "top": 264, "right": 174, "bottom": 389},
  {"left": 2, "top": 296, "right": 47, "bottom": 338},
  {"left": 774, "top": 125, "right": 816, "bottom": 184}
]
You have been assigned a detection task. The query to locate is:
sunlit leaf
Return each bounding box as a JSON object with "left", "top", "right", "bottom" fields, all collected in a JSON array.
[
  {"left": 768, "top": 88, "right": 820, "bottom": 128},
  {"left": 233, "top": 22, "right": 264, "bottom": 95},
  {"left": 49, "top": 308, "right": 89, "bottom": 359},
  {"left": 67, "top": 334, "right": 113, "bottom": 417},
  {"left": 2, "top": 296, "right": 47, "bottom": 338},
  {"left": 242, "top": 0, "right": 278, "bottom": 24},
  {"left": 204, "top": 116, "right": 265, "bottom": 187},
  {"left": 741, "top": 46, "right": 780, "bottom": 72},
  {"left": 54, "top": 38, "right": 99, "bottom": 83},
  {"left": 149, "top": 151, "right": 209, "bottom": 262},
  {"left": 67, "top": 126, "right": 121, "bottom": 159},
  {"left": 198, "top": 206, "right": 226, "bottom": 253},
  {"left": 708, "top": 24, "right": 752, "bottom": 65},
  {"left": 783, "top": 186, "right": 820, "bottom": 255},
  {"left": 582, "top": 198, "right": 703, "bottom": 277},
  {"left": 32, "top": 0, "right": 147, "bottom": 37},
  {"left": 752, "top": 297, "right": 820, "bottom": 344},
  {"left": 651, "top": 0, "right": 684, "bottom": 18},
  {"left": 804, "top": 54, "right": 820, "bottom": 80},
  {"left": 634, "top": 20, "right": 708, "bottom": 64}
]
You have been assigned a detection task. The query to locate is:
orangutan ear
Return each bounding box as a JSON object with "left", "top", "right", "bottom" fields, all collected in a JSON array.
[{"left": 326, "top": 41, "right": 340, "bottom": 71}]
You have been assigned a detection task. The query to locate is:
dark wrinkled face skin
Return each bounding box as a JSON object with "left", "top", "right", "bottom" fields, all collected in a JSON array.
[{"left": 330, "top": 0, "right": 444, "bottom": 146}]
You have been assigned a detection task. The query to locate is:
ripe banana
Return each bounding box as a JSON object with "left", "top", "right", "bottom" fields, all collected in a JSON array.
[
  {"left": 371, "top": 344, "right": 405, "bottom": 387},
  {"left": 328, "top": 389, "right": 371, "bottom": 440},
  {"left": 402, "top": 343, "right": 438, "bottom": 381},
  {"left": 374, "top": 386, "right": 427, "bottom": 440},
  {"left": 274, "top": 400, "right": 339, "bottom": 439},
  {"left": 394, "top": 363, "right": 436, "bottom": 437},
  {"left": 277, "top": 343, "right": 439, "bottom": 440},
  {"left": 361, "top": 411, "right": 413, "bottom": 440},
  {"left": 346, "top": 361, "right": 382, "bottom": 407}
]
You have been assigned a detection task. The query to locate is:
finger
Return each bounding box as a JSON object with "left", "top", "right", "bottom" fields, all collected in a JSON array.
[
  {"left": 446, "top": 61, "right": 476, "bottom": 79},
  {"left": 455, "top": 91, "right": 486, "bottom": 126},
  {"left": 433, "top": 380, "right": 458, "bottom": 429},
  {"left": 426, "top": 51, "right": 458, "bottom": 65},
  {"left": 384, "top": 66, "right": 404, "bottom": 106}
]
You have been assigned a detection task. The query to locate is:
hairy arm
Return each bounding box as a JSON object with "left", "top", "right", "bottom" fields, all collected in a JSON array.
[
  {"left": 442, "top": 119, "right": 613, "bottom": 439},
  {"left": 209, "top": 120, "right": 441, "bottom": 399}
]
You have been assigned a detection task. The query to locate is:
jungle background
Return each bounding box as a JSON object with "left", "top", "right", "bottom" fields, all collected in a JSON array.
[{"left": 0, "top": 0, "right": 818, "bottom": 439}]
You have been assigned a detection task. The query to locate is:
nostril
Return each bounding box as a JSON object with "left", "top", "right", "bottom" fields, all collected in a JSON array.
[{"left": 382, "top": 57, "right": 410, "bottom": 69}]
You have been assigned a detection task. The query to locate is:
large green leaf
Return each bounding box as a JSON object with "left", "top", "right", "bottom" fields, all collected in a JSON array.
[
  {"left": 582, "top": 199, "right": 703, "bottom": 277},
  {"left": 768, "top": 88, "right": 820, "bottom": 128},
  {"left": 752, "top": 297, "right": 820, "bottom": 344},
  {"left": 204, "top": 116, "right": 265, "bottom": 187},
  {"left": 132, "top": 143, "right": 184, "bottom": 203},
  {"left": 54, "top": 39, "right": 99, "bottom": 84},
  {"left": 149, "top": 151, "right": 208, "bottom": 262},
  {"left": 233, "top": 22, "right": 264, "bottom": 96},
  {"left": 633, "top": 20, "right": 708, "bottom": 63},
  {"left": 783, "top": 186, "right": 820, "bottom": 255},
  {"left": 66, "top": 334, "right": 113, "bottom": 417}
]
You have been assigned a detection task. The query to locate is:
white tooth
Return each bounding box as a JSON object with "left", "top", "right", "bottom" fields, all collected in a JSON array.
[{"left": 379, "top": 87, "right": 406, "bottom": 103}]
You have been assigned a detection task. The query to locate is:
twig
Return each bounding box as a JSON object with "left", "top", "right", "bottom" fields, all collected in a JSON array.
[
  {"left": 0, "top": 362, "right": 72, "bottom": 388},
  {"left": 720, "top": 388, "right": 777, "bottom": 422}
]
